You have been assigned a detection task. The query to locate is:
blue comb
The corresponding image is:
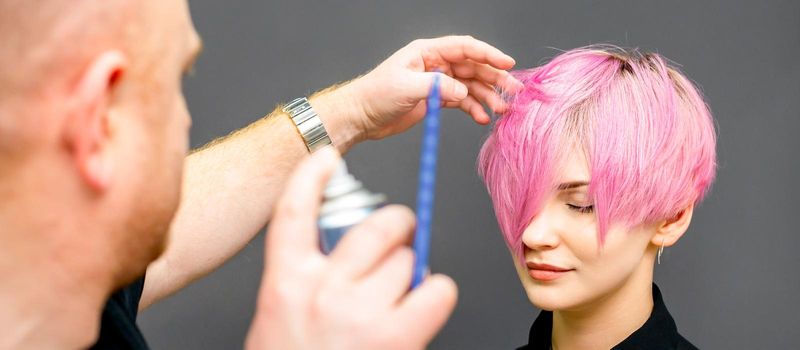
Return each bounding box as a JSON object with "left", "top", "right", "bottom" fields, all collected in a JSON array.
[{"left": 411, "top": 74, "right": 441, "bottom": 288}]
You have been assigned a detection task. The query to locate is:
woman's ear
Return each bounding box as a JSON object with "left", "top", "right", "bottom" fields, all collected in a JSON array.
[
  {"left": 651, "top": 202, "right": 695, "bottom": 248},
  {"left": 63, "top": 51, "right": 127, "bottom": 192}
]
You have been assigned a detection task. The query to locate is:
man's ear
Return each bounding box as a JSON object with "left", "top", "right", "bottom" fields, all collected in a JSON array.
[
  {"left": 63, "top": 51, "right": 127, "bottom": 192},
  {"left": 651, "top": 202, "right": 695, "bottom": 248}
]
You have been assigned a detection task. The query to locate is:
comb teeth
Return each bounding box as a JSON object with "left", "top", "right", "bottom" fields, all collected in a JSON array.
[{"left": 411, "top": 73, "right": 442, "bottom": 288}]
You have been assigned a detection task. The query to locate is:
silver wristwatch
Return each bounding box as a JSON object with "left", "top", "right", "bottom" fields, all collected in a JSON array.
[{"left": 282, "top": 97, "right": 332, "bottom": 153}]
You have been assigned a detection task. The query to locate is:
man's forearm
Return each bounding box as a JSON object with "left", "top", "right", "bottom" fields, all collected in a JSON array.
[{"left": 140, "top": 84, "right": 363, "bottom": 310}]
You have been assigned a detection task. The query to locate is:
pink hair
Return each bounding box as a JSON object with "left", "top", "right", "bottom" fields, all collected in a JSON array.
[{"left": 478, "top": 47, "right": 717, "bottom": 258}]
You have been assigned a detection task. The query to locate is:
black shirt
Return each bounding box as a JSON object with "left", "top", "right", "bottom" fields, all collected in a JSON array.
[
  {"left": 90, "top": 277, "right": 150, "bottom": 350},
  {"left": 517, "top": 284, "right": 698, "bottom": 350}
]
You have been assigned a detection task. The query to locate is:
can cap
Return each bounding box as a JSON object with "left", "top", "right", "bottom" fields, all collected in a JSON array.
[{"left": 320, "top": 160, "right": 386, "bottom": 216}]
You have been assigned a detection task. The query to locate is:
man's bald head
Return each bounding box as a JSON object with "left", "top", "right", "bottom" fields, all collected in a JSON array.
[
  {"left": 0, "top": 1, "right": 139, "bottom": 97},
  {"left": 0, "top": 0, "right": 198, "bottom": 165},
  {"left": 0, "top": 0, "right": 200, "bottom": 289},
  {"left": 0, "top": 0, "right": 140, "bottom": 167}
]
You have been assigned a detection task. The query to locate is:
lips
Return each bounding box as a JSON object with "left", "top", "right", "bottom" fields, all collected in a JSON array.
[{"left": 526, "top": 262, "right": 574, "bottom": 282}]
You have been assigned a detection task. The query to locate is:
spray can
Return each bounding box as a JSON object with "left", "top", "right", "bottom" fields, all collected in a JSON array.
[{"left": 318, "top": 161, "right": 387, "bottom": 254}]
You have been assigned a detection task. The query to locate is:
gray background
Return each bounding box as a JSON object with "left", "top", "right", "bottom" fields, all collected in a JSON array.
[{"left": 138, "top": 1, "right": 800, "bottom": 348}]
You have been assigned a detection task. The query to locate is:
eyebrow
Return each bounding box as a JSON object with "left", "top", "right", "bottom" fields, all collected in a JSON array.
[
  {"left": 184, "top": 38, "right": 204, "bottom": 74},
  {"left": 557, "top": 181, "right": 589, "bottom": 190}
]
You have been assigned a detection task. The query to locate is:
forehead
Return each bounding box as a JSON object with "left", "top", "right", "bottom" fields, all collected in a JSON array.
[
  {"left": 155, "top": 0, "right": 196, "bottom": 41},
  {"left": 558, "top": 146, "right": 591, "bottom": 183},
  {"left": 175, "top": 0, "right": 199, "bottom": 43},
  {"left": 135, "top": 0, "right": 199, "bottom": 62}
]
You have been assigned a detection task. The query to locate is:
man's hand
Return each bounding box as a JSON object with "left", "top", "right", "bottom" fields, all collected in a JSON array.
[
  {"left": 349, "top": 35, "right": 523, "bottom": 141},
  {"left": 313, "top": 35, "right": 523, "bottom": 152},
  {"left": 246, "top": 147, "right": 458, "bottom": 350}
]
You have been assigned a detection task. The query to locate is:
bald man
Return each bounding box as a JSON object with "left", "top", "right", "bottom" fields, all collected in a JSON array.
[{"left": 0, "top": 1, "right": 521, "bottom": 349}]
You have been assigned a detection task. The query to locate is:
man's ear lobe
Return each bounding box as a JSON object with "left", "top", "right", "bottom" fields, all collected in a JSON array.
[
  {"left": 63, "top": 51, "right": 127, "bottom": 192},
  {"left": 651, "top": 203, "right": 695, "bottom": 248}
]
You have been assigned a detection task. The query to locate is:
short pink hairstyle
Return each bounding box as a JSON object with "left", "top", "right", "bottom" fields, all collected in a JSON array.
[{"left": 478, "top": 47, "right": 717, "bottom": 258}]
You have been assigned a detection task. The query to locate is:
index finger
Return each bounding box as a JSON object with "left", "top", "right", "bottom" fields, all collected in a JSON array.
[
  {"left": 392, "top": 274, "right": 458, "bottom": 347},
  {"left": 266, "top": 147, "right": 341, "bottom": 268},
  {"left": 423, "top": 35, "right": 516, "bottom": 70}
]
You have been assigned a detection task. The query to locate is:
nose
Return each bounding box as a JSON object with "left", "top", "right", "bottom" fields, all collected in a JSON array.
[{"left": 521, "top": 206, "right": 560, "bottom": 251}]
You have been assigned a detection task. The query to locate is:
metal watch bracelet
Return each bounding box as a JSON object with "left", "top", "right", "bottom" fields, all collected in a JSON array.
[{"left": 282, "top": 97, "right": 332, "bottom": 153}]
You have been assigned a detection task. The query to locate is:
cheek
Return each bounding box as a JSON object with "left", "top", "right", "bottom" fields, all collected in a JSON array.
[
  {"left": 572, "top": 228, "right": 651, "bottom": 291},
  {"left": 158, "top": 91, "right": 191, "bottom": 154},
  {"left": 174, "top": 93, "right": 191, "bottom": 146},
  {"left": 142, "top": 91, "right": 188, "bottom": 198},
  {"left": 561, "top": 219, "right": 601, "bottom": 261}
]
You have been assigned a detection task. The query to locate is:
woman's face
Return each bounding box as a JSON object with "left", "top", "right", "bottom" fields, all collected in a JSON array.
[{"left": 514, "top": 148, "right": 658, "bottom": 312}]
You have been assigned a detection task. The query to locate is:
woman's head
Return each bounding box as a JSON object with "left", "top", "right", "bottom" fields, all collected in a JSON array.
[{"left": 478, "top": 47, "right": 716, "bottom": 311}]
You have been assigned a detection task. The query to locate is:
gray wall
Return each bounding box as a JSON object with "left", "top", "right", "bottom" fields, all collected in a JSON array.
[{"left": 138, "top": 1, "right": 800, "bottom": 348}]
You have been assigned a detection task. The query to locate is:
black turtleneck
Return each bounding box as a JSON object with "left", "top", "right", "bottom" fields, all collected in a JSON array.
[{"left": 517, "top": 284, "right": 698, "bottom": 350}]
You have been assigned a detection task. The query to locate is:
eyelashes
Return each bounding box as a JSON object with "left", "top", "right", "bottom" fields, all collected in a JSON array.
[{"left": 566, "top": 203, "right": 594, "bottom": 214}]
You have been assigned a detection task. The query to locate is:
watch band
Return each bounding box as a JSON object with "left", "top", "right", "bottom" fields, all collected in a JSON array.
[{"left": 282, "top": 97, "right": 332, "bottom": 153}]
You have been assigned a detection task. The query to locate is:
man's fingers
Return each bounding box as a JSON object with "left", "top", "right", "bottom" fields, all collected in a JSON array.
[
  {"left": 461, "top": 79, "right": 507, "bottom": 114},
  {"left": 409, "top": 72, "right": 468, "bottom": 103},
  {"left": 393, "top": 274, "right": 458, "bottom": 346},
  {"left": 445, "top": 94, "right": 491, "bottom": 125},
  {"left": 357, "top": 246, "right": 415, "bottom": 305},
  {"left": 451, "top": 60, "right": 524, "bottom": 92},
  {"left": 425, "top": 35, "right": 516, "bottom": 70},
  {"left": 460, "top": 95, "right": 491, "bottom": 125},
  {"left": 327, "top": 205, "right": 416, "bottom": 280},
  {"left": 266, "top": 147, "right": 341, "bottom": 267}
]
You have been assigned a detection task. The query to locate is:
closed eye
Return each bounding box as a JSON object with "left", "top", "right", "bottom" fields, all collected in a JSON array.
[{"left": 566, "top": 203, "right": 594, "bottom": 214}]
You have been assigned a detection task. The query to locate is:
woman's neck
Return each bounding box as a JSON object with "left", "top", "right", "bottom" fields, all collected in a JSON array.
[{"left": 551, "top": 262, "right": 655, "bottom": 350}]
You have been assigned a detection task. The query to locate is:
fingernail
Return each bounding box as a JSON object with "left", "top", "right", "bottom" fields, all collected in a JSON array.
[
  {"left": 455, "top": 83, "right": 468, "bottom": 99},
  {"left": 505, "top": 54, "right": 516, "bottom": 65}
]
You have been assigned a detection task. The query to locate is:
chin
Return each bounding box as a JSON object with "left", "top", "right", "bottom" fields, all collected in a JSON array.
[
  {"left": 111, "top": 221, "right": 171, "bottom": 290},
  {"left": 520, "top": 277, "right": 586, "bottom": 312},
  {"left": 525, "top": 286, "right": 570, "bottom": 311},
  {"left": 514, "top": 267, "right": 565, "bottom": 311},
  {"left": 145, "top": 223, "right": 172, "bottom": 262},
  {"left": 112, "top": 187, "right": 180, "bottom": 288}
]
